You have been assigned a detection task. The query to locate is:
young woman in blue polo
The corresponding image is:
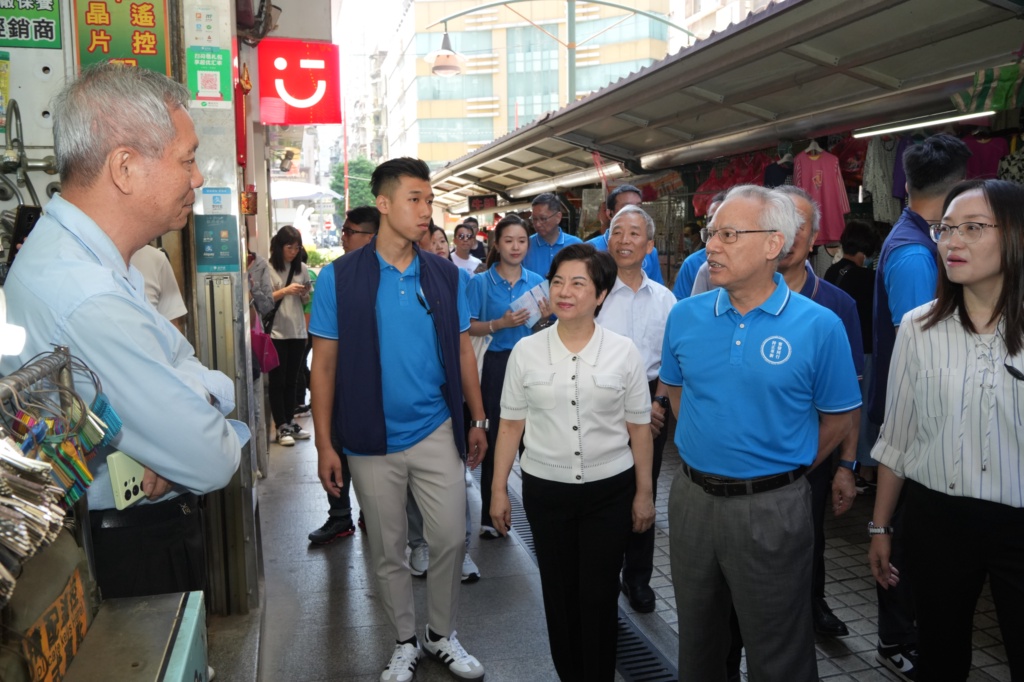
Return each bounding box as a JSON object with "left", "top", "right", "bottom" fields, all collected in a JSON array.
[{"left": 466, "top": 214, "right": 547, "bottom": 538}]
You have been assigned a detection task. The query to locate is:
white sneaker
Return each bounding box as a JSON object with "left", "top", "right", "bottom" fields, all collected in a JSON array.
[
  {"left": 276, "top": 427, "right": 295, "bottom": 446},
  {"left": 423, "top": 627, "right": 484, "bottom": 680},
  {"left": 461, "top": 553, "right": 480, "bottom": 583},
  {"left": 380, "top": 642, "right": 421, "bottom": 682},
  {"left": 479, "top": 525, "right": 501, "bottom": 539},
  {"left": 287, "top": 423, "right": 311, "bottom": 440},
  {"left": 409, "top": 544, "right": 429, "bottom": 577}
]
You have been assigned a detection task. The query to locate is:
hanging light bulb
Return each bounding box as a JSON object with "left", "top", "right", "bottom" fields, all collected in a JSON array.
[{"left": 425, "top": 23, "right": 465, "bottom": 78}]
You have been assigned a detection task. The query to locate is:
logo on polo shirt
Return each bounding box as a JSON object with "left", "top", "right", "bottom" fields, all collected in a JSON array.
[{"left": 760, "top": 336, "right": 792, "bottom": 365}]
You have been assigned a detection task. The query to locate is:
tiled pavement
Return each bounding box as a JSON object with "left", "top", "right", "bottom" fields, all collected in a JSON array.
[{"left": 213, "top": 413, "right": 1011, "bottom": 681}]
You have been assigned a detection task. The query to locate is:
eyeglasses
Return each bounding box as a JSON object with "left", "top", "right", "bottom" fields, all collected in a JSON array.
[
  {"left": 532, "top": 212, "right": 559, "bottom": 224},
  {"left": 929, "top": 221, "right": 998, "bottom": 244},
  {"left": 341, "top": 226, "right": 374, "bottom": 237},
  {"left": 455, "top": 233, "right": 475, "bottom": 241},
  {"left": 700, "top": 227, "right": 776, "bottom": 244}
]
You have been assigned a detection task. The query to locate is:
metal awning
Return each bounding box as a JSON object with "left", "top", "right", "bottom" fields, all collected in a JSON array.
[{"left": 431, "top": 0, "right": 1024, "bottom": 212}]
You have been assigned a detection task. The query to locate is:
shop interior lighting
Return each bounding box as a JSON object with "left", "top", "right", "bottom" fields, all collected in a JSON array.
[{"left": 852, "top": 110, "right": 995, "bottom": 138}]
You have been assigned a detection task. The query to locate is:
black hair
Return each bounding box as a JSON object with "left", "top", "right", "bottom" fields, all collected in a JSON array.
[
  {"left": 922, "top": 179, "right": 1024, "bottom": 355},
  {"left": 606, "top": 184, "right": 642, "bottom": 212},
  {"left": 903, "top": 134, "right": 972, "bottom": 200},
  {"left": 346, "top": 205, "right": 381, "bottom": 231},
  {"left": 370, "top": 157, "right": 431, "bottom": 198},
  {"left": 269, "top": 225, "right": 303, "bottom": 274},
  {"left": 428, "top": 224, "right": 451, "bottom": 260},
  {"left": 547, "top": 243, "right": 617, "bottom": 317},
  {"left": 484, "top": 214, "right": 528, "bottom": 268},
  {"left": 839, "top": 220, "right": 879, "bottom": 257},
  {"left": 462, "top": 216, "right": 479, "bottom": 228},
  {"left": 531, "top": 192, "right": 562, "bottom": 215}
]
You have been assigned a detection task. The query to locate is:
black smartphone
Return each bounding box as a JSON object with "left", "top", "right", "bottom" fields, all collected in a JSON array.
[{"left": 7, "top": 205, "right": 42, "bottom": 265}]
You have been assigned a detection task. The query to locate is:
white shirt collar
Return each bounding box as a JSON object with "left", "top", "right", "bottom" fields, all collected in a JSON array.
[{"left": 548, "top": 322, "right": 604, "bottom": 366}]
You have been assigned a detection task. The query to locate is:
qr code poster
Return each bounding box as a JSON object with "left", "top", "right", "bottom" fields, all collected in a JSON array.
[{"left": 187, "top": 45, "right": 232, "bottom": 109}]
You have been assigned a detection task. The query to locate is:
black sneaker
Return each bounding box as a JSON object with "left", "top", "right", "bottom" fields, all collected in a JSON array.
[
  {"left": 308, "top": 516, "right": 355, "bottom": 544},
  {"left": 876, "top": 641, "right": 917, "bottom": 681},
  {"left": 855, "top": 475, "right": 877, "bottom": 495}
]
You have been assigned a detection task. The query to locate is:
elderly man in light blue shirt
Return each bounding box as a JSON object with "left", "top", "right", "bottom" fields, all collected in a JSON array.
[{"left": 0, "top": 63, "right": 243, "bottom": 599}]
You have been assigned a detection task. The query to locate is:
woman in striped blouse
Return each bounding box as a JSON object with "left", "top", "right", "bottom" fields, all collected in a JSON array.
[{"left": 869, "top": 178, "right": 1024, "bottom": 680}]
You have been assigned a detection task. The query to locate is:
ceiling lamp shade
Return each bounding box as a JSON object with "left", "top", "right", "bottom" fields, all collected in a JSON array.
[{"left": 426, "top": 28, "right": 465, "bottom": 78}]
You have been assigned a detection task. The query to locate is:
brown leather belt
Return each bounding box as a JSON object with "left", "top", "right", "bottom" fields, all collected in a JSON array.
[{"left": 681, "top": 461, "right": 806, "bottom": 497}]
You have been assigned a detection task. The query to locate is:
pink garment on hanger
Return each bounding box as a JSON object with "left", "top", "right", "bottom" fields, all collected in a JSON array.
[
  {"left": 962, "top": 135, "right": 1009, "bottom": 179},
  {"left": 794, "top": 150, "right": 850, "bottom": 245}
]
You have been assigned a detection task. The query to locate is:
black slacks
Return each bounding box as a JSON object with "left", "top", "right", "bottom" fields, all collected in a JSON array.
[
  {"left": 269, "top": 337, "right": 306, "bottom": 428},
  {"left": 479, "top": 349, "right": 511, "bottom": 528},
  {"left": 903, "top": 480, "right": 1024, "bottom": 680},
  {"left": 523, "top": 468, "right": 635, "bottom": 682}
]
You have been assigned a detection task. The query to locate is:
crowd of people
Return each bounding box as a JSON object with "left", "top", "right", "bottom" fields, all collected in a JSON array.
[{"left": 3, "top": 64, "right": 1019, "bottom": 682}]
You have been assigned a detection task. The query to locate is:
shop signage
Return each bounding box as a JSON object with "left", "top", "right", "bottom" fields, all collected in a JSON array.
[
  {"left": 468, "top": 194, "right": 498, "bottom": 212},
  {"left": 0, "top": 0, "right": 62, "bottom": 50},
  {"left": 22, "top": 569, "right": 89, "bottom": 682},
  {"left": 258, "top": 38, "right": 341, "bottom": 125},
  {"left": 73, "top": 0, "right": 171, "bottom": 75}
]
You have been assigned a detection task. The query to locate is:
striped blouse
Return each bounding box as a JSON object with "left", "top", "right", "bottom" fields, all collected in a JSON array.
[{"left": 872, "top": 302, "right": 1024, "bottom": 507}]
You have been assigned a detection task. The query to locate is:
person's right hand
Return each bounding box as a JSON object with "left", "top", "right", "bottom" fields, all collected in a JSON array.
[
  {"left": 868, "top": 536, "right": 900, "bottom": 589},
  {"left": 286, "top": 282, "right": 307, "bottom": 296},
  {"left": 499, "top": 308, "right": 530, "bottom": 329},
  {"left": 490, "top": 491, "right": 512, "bottom": 536},
  {"left": 650, "top": 401, "right": 666, "bottom": 439},
  {"left": 317, "top": 446, "right": 344, "bottom": 498}
]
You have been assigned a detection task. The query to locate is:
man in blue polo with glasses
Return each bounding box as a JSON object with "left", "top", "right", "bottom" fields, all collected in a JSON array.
[
  {"left": 522, "top": 192, "right": 582, "bottom": 277},
  {"left": 658, "top": 185, "right": 860, "bottom": 681}
]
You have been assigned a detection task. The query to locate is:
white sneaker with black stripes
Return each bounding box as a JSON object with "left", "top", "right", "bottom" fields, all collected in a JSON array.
[
  {"left": 423, "top": 626, "right": 484, "bottom": 679},
  {"left": 380, "top": 642, "right": 421, "bottom": 682}
]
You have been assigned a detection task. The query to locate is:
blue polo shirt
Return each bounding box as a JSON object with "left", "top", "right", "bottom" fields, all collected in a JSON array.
[
  {"left": 588, "top": 231, "right": 664, "bottom": 284},
  {"left": 466, "top": 264, "right": 545, "bottom": 352},
  {"left": 523, "top": 229, "right": 582, "bottom": 278},
  {"left": 672, "top": 249, "right": 707, "bottom": 300},
  {"left": 798, "top": 262, "right": 864, "bottom": 378},
  {"left": 660, "top": 273, "right": 861, "bottom": 478},
  {"left": 310, "top": 253, "right": 470, "bottom": 455}
]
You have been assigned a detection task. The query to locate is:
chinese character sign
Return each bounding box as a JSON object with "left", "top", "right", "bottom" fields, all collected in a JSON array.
[
  {"left": 74, "top": 0, "right": 170, "bottom": 75},
  {"left": 0, "top": 0, "right": 62, "bottom": 50},
  {"left": 258, "top": 38, "right": 341, "bottom": 125}
]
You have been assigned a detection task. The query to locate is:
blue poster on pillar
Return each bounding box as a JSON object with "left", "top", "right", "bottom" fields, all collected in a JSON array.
[{"left": 194, "top": 213, "right": 240, "bottom": 273}]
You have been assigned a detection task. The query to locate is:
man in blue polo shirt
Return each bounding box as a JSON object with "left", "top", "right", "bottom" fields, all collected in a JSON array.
[
  {"left": 659, "top": 185, "right": 860, "bottom": 682},
  {"left": 522, "top": 193, "right": 581, "bottom": 277},
  {"left": 310, "top": 158, "right": 488, "bottom": 682},
  {"left": 588, "top": 184, "right": 665, "bottom": 284},
  {"left": 866, "top": 133, "right": 970, "bottom": 681},
  {"left": 672, "top": 190, "right": 726, "bottom": 299}
]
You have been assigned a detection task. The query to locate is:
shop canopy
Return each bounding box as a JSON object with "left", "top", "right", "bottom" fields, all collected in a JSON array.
[
  {"left": 270, "top": 180, "right": 342, "bottom": 202},
  {"left": 431, "top": 0, "right": 1024, "bottom": 213}
]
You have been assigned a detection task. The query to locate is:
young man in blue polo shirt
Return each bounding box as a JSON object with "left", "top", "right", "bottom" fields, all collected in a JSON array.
[
  {"left": 588, "top": 184, "right": 665, "bottom": 284},
  {"left": 309, "top": 158, "right": 488, "bottom": 682},
  {"left": 659, "top": 185, "right": 861, "bottom": 681},
  {"left": 522, "top": 192, "right": 582, "bottom": 277}
]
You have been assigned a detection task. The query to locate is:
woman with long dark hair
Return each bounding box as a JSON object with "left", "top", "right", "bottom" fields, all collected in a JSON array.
[
  {"left": 869, "top": 179, "right": 1024, "bottom": 679},
  {"left": 267, "top": 225, "right": 312, "bottom": 446}
]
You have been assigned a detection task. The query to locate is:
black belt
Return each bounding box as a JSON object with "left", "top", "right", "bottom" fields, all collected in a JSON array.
[
  {"left": 91, "top": 493, "right": 200, "bottom": 530},
  {"left": 681, "top": 462, "right": 806, "bottom": 497}
]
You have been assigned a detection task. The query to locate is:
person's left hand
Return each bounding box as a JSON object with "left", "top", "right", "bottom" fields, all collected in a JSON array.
[
  {"left": 466, "top": 426, "right": 487, "bottom": 470},
  {"left": 832, "top": 467, "right": 856, "bottom": 516},
  {"left": 650, "top": 401, "right": 666, "bottom": 439},
  {"left": 631, "top": 490, "right": 655, "bottom": 533},
  {"left": 142, "top": 466, "right": 173, "bottom": 500}
]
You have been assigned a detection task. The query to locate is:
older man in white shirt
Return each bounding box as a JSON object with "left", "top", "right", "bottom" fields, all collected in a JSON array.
[{"left": 596, "top": 204, "right": 677, "bottom": 612}]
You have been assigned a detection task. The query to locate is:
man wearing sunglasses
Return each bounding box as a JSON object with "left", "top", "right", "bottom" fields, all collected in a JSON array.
[{"left": 340, "top": 205, "right": 380, "bottom": 255}]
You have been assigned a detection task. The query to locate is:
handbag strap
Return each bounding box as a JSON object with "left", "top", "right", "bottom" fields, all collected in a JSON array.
[{"left": 270, "top": 267, "right": 295, "bottom": 316}]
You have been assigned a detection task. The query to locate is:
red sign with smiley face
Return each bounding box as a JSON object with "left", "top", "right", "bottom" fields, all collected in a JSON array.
[{"left": 257, "top": 38, "right": 342, "bottom": 125}]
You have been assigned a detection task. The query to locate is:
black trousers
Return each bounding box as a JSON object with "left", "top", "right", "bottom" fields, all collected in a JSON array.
[
  {"left": 903, "top": 480, "right": 1024, "bottom": 680},
  {"left": 269, "top": 337, "right": 306, "bottom": 428},
  {"left": 523, "top": 468, "right": 635, "bottom": 682},
  {"left": 295, "top": 334, "right": 312, "bottom": 405},
  {"left": 325, "top": 435, "right": 353, "bottom": 518},
  {"left": 479, "top": 349, "right": 511, "bottom": 528},
  {"left": 621, "top": 378, "right": 669, "bottom": 588},
  {"left": 876, "top": 486, "right": 917, "bottom": 645},
  {"left": 90, "top": 494, "right": 206, "bottom": 599},
  {"left": 807, "top": 450, "right": 836, "bottom": 600}
]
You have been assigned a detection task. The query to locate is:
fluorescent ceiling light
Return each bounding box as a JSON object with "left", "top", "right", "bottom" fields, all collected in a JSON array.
[
  {"left": 852, "top": 110, "right": 995, "bottom": 139},
  {"left": 507, "top": 163, "right": 627, "bottom": 199}
]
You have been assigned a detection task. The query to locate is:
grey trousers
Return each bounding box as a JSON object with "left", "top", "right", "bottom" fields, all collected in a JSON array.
[
  {"left": 669, "top": 470, "right": 817, "bottom": 682},
  {"left": 348, "top": 419, "right": 466, "bottom": 641}
]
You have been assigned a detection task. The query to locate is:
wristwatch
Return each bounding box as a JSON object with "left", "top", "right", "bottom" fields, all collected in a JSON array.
[
  {"left": 653, "top": 396, "right": 670, "bottom": 410},
  {"left": 836, "top": 459, "right": 860, "bottom": 473},
  {"left": 867, "top": 521, "right": 893, "bottom": 536},
  {"left": 469, "top": 419, "right": 489, "bottom": 430}
]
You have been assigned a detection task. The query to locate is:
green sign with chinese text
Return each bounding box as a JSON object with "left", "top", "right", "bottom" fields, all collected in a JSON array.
[
  {"left": 0, "top": 0, "right": 62, "bottom": 50},
  {"left": 74, "top": 0, "right": 170, "bottom": 74}
]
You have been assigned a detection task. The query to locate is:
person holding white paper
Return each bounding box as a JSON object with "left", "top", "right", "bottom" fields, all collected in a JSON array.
[{"left": 466, "top": 215, "right": 548, "bottom": 538}]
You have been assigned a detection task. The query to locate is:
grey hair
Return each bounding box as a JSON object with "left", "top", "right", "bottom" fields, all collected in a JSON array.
[
  {"left": 610, "top": 204, "right": 656, "bottom": 240},
  {"left": 53, "top": 63, "right": 191, "bottom": 186},
  {"left": 773, "top": 185, "right": 821, "bottom": 237},
  {"left": 720, "top": 184, "right": 799, "bottom": 258}
]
